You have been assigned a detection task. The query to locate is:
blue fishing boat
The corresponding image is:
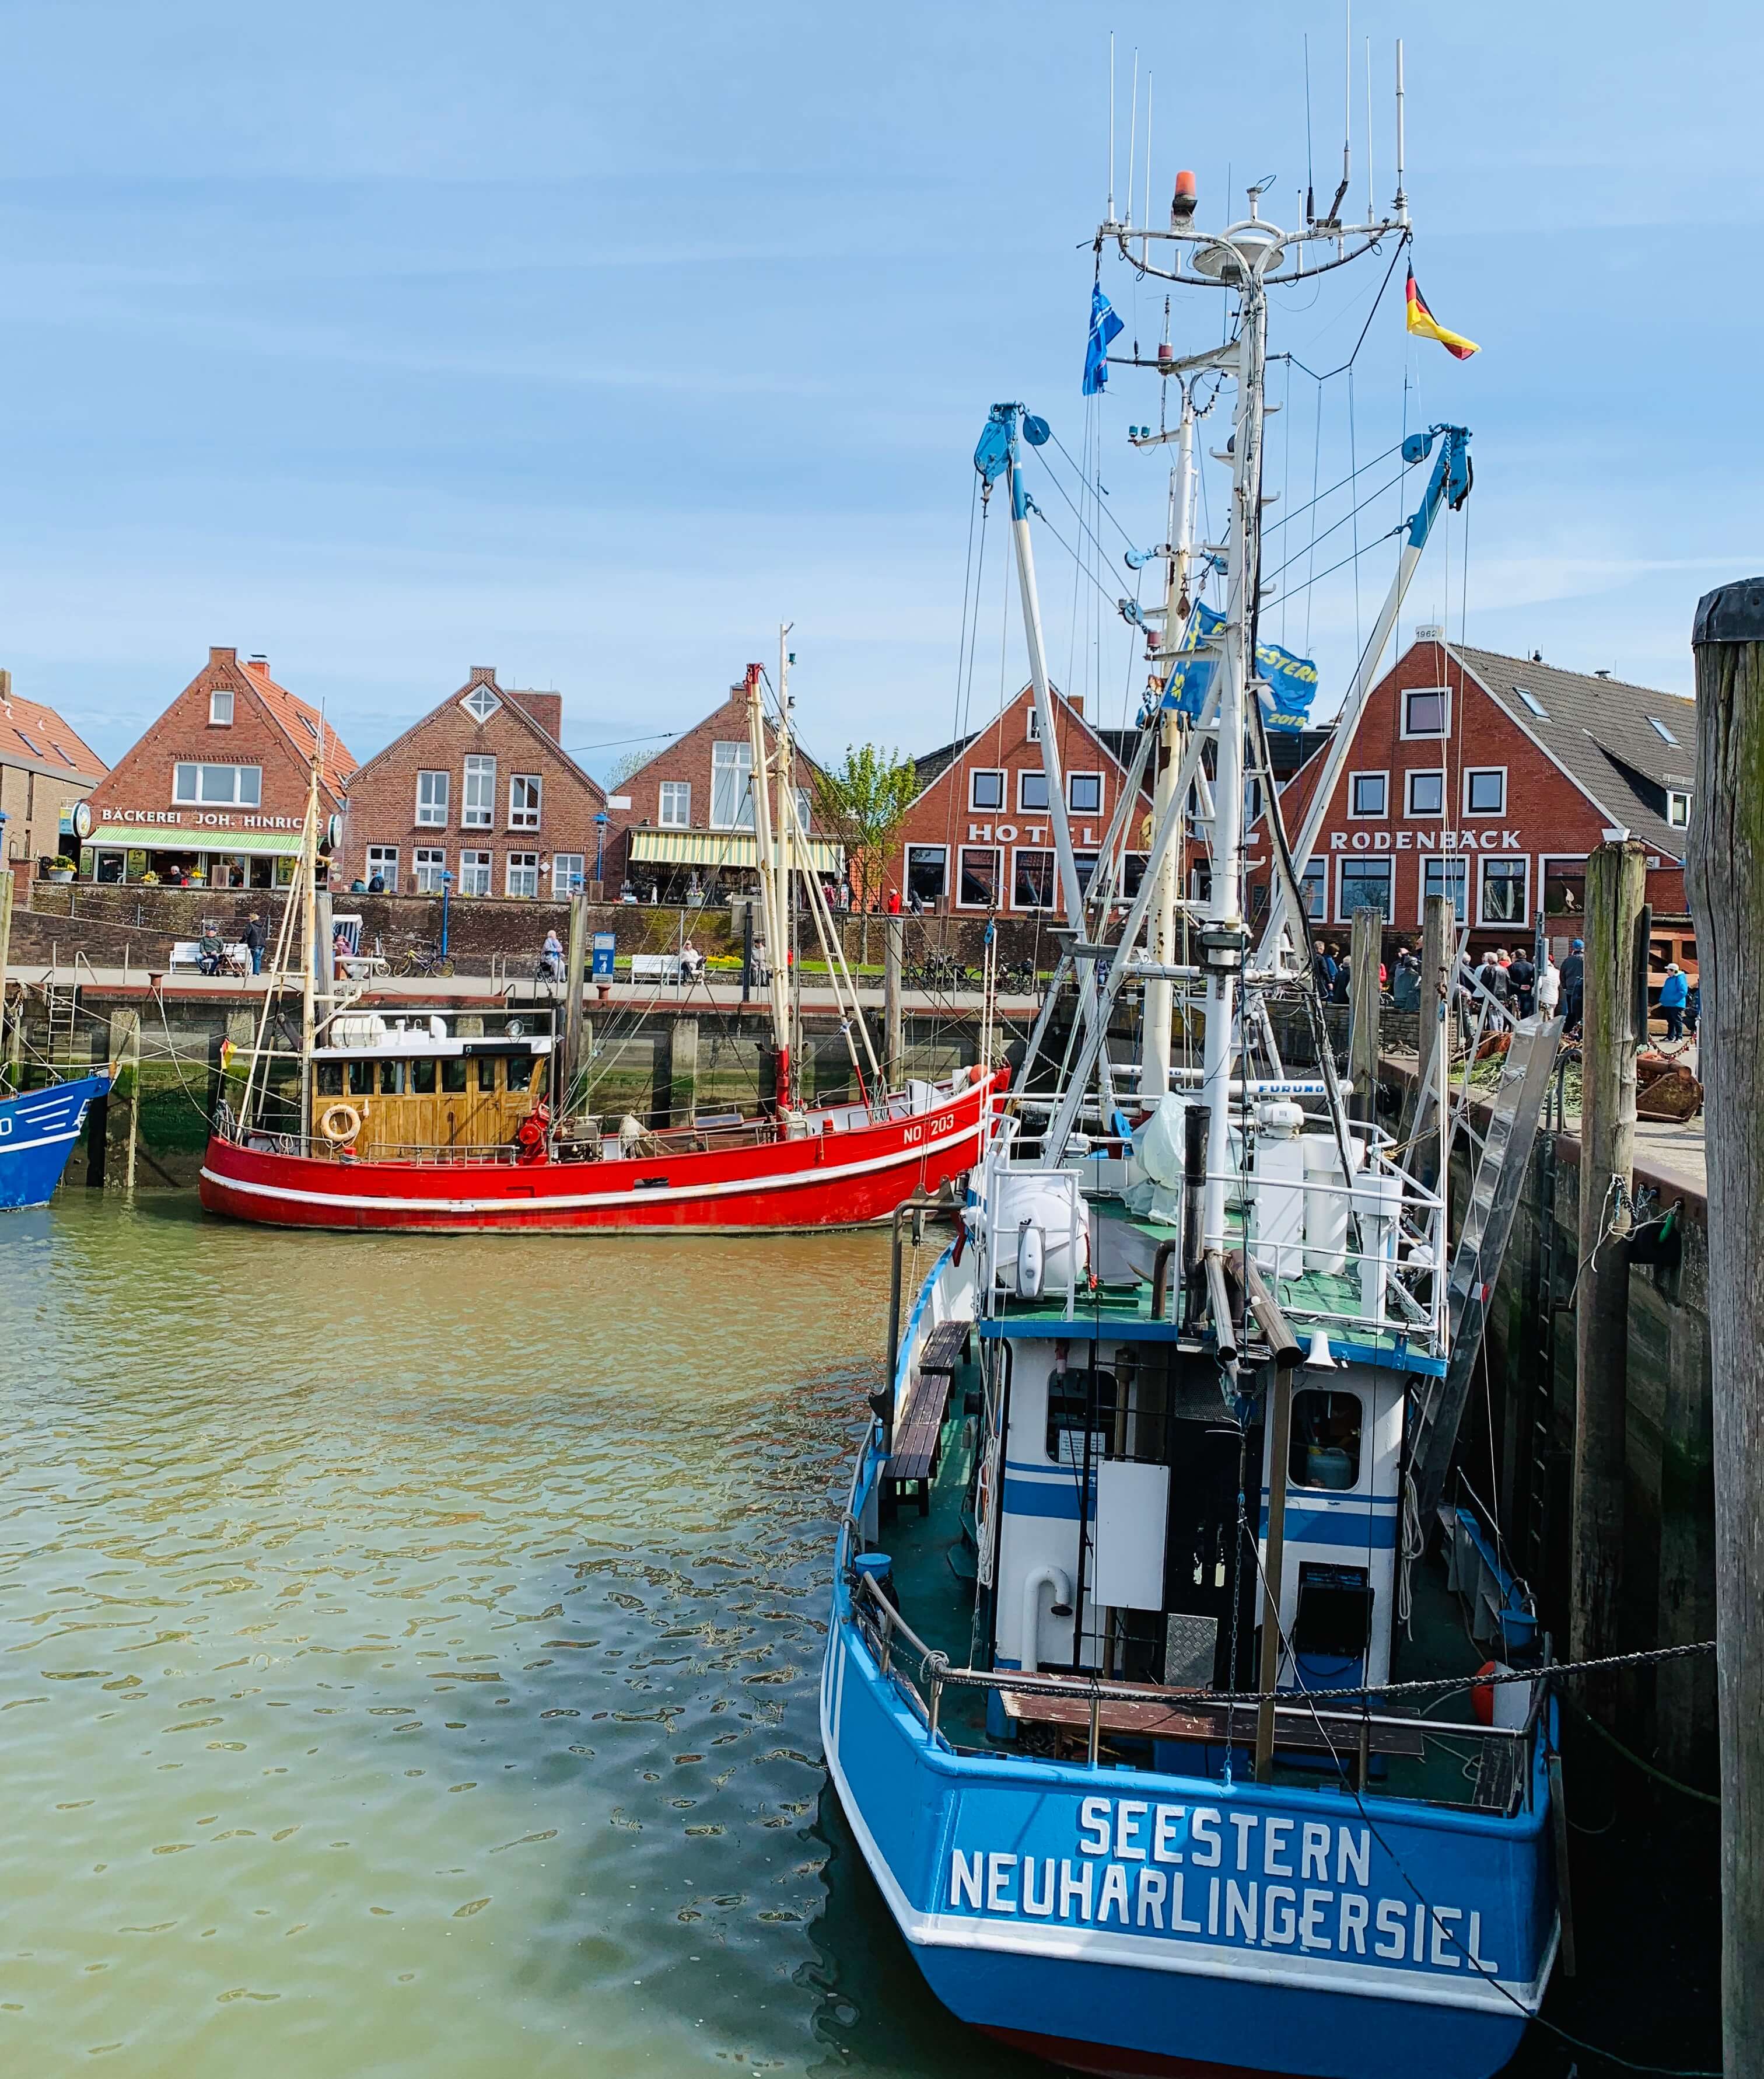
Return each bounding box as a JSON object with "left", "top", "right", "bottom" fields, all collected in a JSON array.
[
  {"left": 0, "top": 1073, "right": 110, "bottom": 1209},
  {"left": 821, "top": 93, "right": 1566, "bottom": 2079}
]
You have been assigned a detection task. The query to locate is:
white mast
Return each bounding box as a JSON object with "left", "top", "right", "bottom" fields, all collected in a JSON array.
[
  {"left": 298, "top": 758, "right": 319, "bottom": 1147},
  {"left": 745, "top": 661, "right": 793, "bottom": 1113},
  {"left": 1199, "top": 279, "right": 1267, "bottom": 1255},
  {"left": 1141, "top": 386, "right": 1196, "bottom": 1102}
]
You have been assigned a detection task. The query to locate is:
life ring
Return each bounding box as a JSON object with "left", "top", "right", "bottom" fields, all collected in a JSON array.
[{"left": 319, "top": 1102, "right": 362, "bottom": 1145}]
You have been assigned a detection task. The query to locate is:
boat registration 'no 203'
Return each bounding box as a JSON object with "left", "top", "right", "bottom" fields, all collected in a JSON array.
[{"left": 947, "top": 1794, "right": 1504, "bottom": 1979}]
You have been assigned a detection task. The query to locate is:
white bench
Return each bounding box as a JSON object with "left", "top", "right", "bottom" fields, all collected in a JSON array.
[
  {"left": 170, "top": 938, "right": 253, "bottom": 974},
  {"left": 629, "top": 953, "right": 705, "bottom": 984}
]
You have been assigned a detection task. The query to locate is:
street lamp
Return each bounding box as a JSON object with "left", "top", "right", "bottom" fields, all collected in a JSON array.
[{"left": 594, "top": 811, "right": 609, "bottom": 889}]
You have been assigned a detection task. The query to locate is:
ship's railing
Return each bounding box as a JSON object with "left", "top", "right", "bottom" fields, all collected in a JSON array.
[{"left": 848, "top": 1568, "right": 1548, "bottom": 1816}]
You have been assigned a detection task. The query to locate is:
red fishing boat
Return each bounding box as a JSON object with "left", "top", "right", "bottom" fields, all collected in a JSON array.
[{"left": 201, "top": 651, "right": 1005, "bottom": 1234}]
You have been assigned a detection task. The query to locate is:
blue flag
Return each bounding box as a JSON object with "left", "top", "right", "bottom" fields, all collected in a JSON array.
[
  {"left": 1163, "top": 602, "right": 1320, "bottom": 728},
  {"left": 1082, "top": 286, "right": 1124, "bottom": 396}
]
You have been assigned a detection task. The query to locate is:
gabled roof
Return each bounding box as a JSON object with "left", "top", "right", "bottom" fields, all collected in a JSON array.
[
  {"left": 905, "top": 684, "right": 1154, "bottom": 815},
  {"left": 240, "top": 658, "right": 355, "bottom": 791},
  {"left": 346, "top": 666, "right": 606, "bottom": 805},
  {"left": 1450, "top": 644, "right": 1693, "bottom": 860},
  {"left": 0, "top": 689, "right": 107, "bottom": 784}
]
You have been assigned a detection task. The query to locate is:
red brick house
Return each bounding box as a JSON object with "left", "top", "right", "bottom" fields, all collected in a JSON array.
[
  {"left": 81, "top": 648, "right": 355, "bottom": 890},
  {"left": 0, "top": 673, "right": 107, "bottom": 880},
  {"left": 337, "top": 666, "right": 608, "bottom": 898},
  {"left": 607, "top": 673, "right": 842, "bottom": 900},
  {"left": 886, "top": 684, "right": 1155, "bottom": 914},
  {"left": 1250, "top": 635, "right": 1696, "bottom": 949}
]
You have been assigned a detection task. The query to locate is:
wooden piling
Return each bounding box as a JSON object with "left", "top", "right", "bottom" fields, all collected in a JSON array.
[
  {"left": 103, "top": 1008, "right": 141, "bottom": 1194},
  {"left": 1688, "top": 579, "right": 1764, "bottom": 2074},
  {"left": 667, "top": 1016, "right": 699, "bottom": 1126},
  {"left": 1569, "top": 839, "right": 1646, "bottom": 1686},
  {"left": 1347, "top": 904, "right": 1382, "bottom": 1123}
]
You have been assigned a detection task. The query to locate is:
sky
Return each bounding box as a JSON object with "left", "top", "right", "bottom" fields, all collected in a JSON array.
[{"left": 1, "top": 0, "right": 1758, "bottom": 778}]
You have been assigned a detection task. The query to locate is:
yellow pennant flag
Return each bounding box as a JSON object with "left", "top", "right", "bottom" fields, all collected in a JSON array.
[{"left": 1405, "top": 267, "right": 1479, "bottom": 360}]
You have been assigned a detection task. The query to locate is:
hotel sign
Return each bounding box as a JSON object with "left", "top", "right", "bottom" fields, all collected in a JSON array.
[{"left": 1327, "top": 827, "right": 1522, "bottom": 853}]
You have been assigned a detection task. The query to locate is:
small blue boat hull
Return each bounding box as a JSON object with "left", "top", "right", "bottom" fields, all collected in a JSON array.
[{"left": 0, "top": 1074, "right": 110, "bottom": 1210}]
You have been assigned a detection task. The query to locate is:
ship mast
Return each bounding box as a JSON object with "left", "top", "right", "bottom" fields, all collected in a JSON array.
[{"left": 744, "top": 660, "right": 792, "bottom": 1113}]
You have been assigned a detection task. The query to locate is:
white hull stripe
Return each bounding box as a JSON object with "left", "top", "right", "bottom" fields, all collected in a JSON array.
[
  {"left": 201, "top": 1116, "right": 984, "bottom": 1218},
  {"left": 819, "top": 1636, "right": 1553, "bottom": 2020},
  {"left": 2, "top": 1126, "right": 84, "bottom": 1149}
]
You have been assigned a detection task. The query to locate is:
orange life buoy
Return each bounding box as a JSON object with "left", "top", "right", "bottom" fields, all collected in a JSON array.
[{"left": 319, "top": 1102, "right": 361, "bottom": 1145}]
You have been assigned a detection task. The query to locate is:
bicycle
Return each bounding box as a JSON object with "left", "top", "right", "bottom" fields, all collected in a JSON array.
[{"left": 397, "top": 942, "right": 456, "bottom": 979}]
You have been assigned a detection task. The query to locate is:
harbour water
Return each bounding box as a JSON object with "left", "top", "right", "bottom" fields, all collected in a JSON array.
[{"left": 0, "top": 1197, "right": 1012, "bottom": 2079}]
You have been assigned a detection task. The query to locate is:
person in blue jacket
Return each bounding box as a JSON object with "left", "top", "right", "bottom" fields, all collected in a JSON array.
[{"left": 1658, "top": 962, "right": 1689, "bottom": 1042}]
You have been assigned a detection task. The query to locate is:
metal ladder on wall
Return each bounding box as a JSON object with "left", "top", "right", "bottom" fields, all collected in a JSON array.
[
  {"left": 1406, "top": 1015, "right": 1566, "bottom": 1530},
  {"left": 42, "top": 974, "right": 79, "bottom": 1071},
  {"left": 1523, "top": 1123, "right": 1560, "bottom": 1584}
]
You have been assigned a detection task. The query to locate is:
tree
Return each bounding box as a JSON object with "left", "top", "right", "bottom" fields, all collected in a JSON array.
[
  {"left": 814, "top": 743, "right": 919, "bottom": 962},
  {"left": 602, "top": 748, "right": 650, "bottom": 792}
]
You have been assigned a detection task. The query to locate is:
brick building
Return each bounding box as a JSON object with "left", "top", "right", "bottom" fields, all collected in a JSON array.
[
  {"left": 607, "top": 673, "right": 842, "bottom": 900},
  {"left": 80, "top": 649, "right": 354, "bottom": 890},
  {"left": 337, "top": 666, "right": 607, "bottom": 898},
  {"left": 886, "top": 684, "right": 1155, "bottom": 914},
  {"left": 1250, "top": 635, "right": 1696, "bottom": 948},
  {"left": 0, "top": 673, "right": 107, "bottom": 883}
]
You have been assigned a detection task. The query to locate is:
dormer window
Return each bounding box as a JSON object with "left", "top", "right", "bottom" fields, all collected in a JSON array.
[
  {"left": 463, "top": 684, "right": 501, "bottom": 723},
  {"left": 1667, "top": 790, "right": 1690, "bottom": 829},
  {"left": 209, "top": 689, "right": 234, "bottom": 726},
  {"left": 1647, "top": 715, "right": 1679, "bottom": 746}
]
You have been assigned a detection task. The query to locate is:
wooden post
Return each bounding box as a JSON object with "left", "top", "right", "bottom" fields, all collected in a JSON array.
[
  {"left": 1688, "top": 579, "right": 1764, "bottom": 2075},
  {"left": 884, "top": 912, "right": 904, "bottom": 1091},
  {"left": 103, "top": 1008, "right": 141, "bottom": 1194},
  {"left": 0, "top": 869, "right": 13, "bottom": 1093},
  {"left": 1347, "top": 905, "right": 1382, "bottom": 1124},
  {"left": 561, "top": 890, "right": 588, "bottom": 1117},
  {"left": 667, "top": 1015, "right": 698, "bottom": 1126},
  {"left": 1569, "top": 838, "right": 1646, "bottom": 1686}
]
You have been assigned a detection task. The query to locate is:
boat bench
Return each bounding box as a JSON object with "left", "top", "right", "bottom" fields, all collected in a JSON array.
[
  {"left": 884, "top": 1372, "right": 953, "bottom": 1518},
  {"left": 999, "top": 1685, "right": 1428, "bottom": 1765},
  {"left": 918, "top": 1319, "right": 971, "bottom": 1379}
]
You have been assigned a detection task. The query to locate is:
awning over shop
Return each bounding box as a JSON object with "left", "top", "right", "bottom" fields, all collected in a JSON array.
[
  {"left": 628, "top": 826, "right": 844, "bottom": 875},
  {"left": 86, "top": 825, "right": 305, "bottom": 857}
]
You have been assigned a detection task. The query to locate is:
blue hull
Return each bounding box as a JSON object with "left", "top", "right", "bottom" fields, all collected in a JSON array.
[
  {"left": 822, "top": 1423, "right": 1556, "bottom": 2079},
  {"left": 0, "top": 1075, "right": 109, "bottom": 1210}
]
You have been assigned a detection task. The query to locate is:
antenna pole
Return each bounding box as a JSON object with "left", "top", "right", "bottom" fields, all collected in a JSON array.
[
  {"left": 1341, "top": 1, "right": 1352, "bottom": 209},
  {"left": 1107, "top": 31, "right": 1116, "bottom": 222},
  {"left": 1365, "top": 38, "right": 1374, "bottom": 223},
  {"left": 1126, "top": 48, "right": 1139, "bottom": 229},
  {"left": 1143, "top": 74, "right": 1153, "bottom": 259},
  {"left": 1394, "top": 40, "right": 1409, "bottom": 222},
  {"left": 1142, "top": 385, "right": 1196, "bottom": 1103}
]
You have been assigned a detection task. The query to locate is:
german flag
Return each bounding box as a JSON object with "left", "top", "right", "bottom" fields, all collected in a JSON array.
[{"left": 1405, "top": 267, "right": 1479, "bottom": 361}]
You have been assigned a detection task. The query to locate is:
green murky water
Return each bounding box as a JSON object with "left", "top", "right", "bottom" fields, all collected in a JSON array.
[{"left": 0, "top": 1196, "right": 1009, "bottom": 2079}]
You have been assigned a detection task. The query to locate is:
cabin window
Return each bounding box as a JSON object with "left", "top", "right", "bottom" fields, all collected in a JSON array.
[
  {"left": 380, "top": 1059, "right": 407, "bottom": 1095},
  {"left": 343, "top": 1060, "right": 372, "bottom": 1096},
  {"left": 474, "top": 1056, "right": 502, "bottom": 1093},
  {"left": 1289, "top": 1389, "right": 1362, "bottom": 1491},
  {"left": 1045, "top": 1367, "right": 1118, "bottom": 1466},
  {"left": 316, "top": 1062, "right": 344, "bottom": 1096},
  {"left": 441, "top": 1057, "right": 470, "bottom": 1094},
  {"left": 408, "top": 1058, "right": 438, "bottom": 1095}
]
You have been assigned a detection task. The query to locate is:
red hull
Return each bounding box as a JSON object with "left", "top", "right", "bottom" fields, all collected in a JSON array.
[{"left": 197, "top": 1070, "right": 1005, "bottom": 1233}]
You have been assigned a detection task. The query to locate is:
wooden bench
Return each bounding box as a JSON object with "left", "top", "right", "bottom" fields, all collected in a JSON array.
[
  {"left": 918, "top": 1319, "right": 971, "bottom": 1379},
  {"left": 885, "top": 1371, "right": 953, "bottom": 1518},
  {"left": 999, "top": 1683, "right": 1427, "bottom": 1763}
]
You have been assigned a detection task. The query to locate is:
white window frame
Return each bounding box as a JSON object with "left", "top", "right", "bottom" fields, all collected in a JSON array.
[
  {"left": 505, "top": 850, "right": 540, "bottom": 899},
  {"left": 416, "top": 770, "right": 449, "bottom": 827},
  {"left": 551, "top": 852, "right": 586, "bottom": 897},
  {"left": 1067, "top": 770, "right": 1103, "bottom": 816},
  {"left": 1478, "top": 854, "right": 1530, "bottom": 927},
  {"left": 1405, "top": 768, "right": 1446, "bottom": 818},
  {"left": 905, "top": 844, "right": 948, "bottom": 905},
  {"left": 1666, "top": 789, "right": 1690, "bottom": 829},
  {"left": 462, "top": 683, "right": 501, "bottom": 723},
  {"left": 1017, "top": 767, "right": 1051, "bottom": 815},
  {"left": 658, "top": 780, "right": 691, "bottom": 829},
  {"left": 1299, "top": 859, "right": 1326, "bottom": 920},
  {"left": 710, "top": 742, "right": 754, "bottom": 830},
  {"left": 956, "top": 844, "right": 1003, "bottom": 910},
  {"left": 208, "top": 688, "right": 233, "bottom": 726},
  {"left": 1462, "top": 766, "right": 1507, "bottom": 817},
  {"left": 1347, "top": 769, "right": 1389, "bottom": 820},
  {"left": 1336, "top": 855, "right": 1394, "bottom": 924},
  {"left": 508, "top": 773, "right": 542, "bottom": 830},
  {"left": 1010, "top": 845, "right": 1058, "bottom": 913},
  {"left": 462, "top": 754, "right": 496, "bottom": 829},
  {"left": 969, "top": 767, "right": 1006, "bottom": 813},
  {"left": 413, "top": 847, "right": 447, "bottom": 893},
  {"left": 459, "top": 849, "right": 493, "bottom": 897},
  {"left": 1401, "top": 686, "right": 1452, "bottom": 740},
  {"left": 1026, "top": 707, "right": 1043, "bottom": 742},
  {"left": 173, "top": 762, "right": 262, "bottom": 806},
  {"left": 1538, "top": 853, "right": 1589, "bottom": 924},
  {"left": 1419, "top": 856, "right": 1468, "bottom": 927},
  {"left": 366, "top": 845, "right": 399, "bottom": 887}
]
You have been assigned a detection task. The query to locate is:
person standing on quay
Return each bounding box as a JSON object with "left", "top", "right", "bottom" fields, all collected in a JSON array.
[
  {"left": 1659, "top": 961, "right": 1689, "bottom": 1041},
  {"left": 243, "top": 913, "right": 266, "bottom": 976},
  {"left": 1559, "top": 938, "right": 1586, "bottom": 1032}
]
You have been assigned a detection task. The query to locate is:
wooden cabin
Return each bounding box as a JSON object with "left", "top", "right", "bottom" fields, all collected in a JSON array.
[{"left": 310, "top": 1014, "right": 550, "bottom": 1158}]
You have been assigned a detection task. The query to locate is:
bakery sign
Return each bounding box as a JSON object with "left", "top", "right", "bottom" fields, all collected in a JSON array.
[
  {"left": 1326, "top": 827, "right": 1523, "bottom": 853},
  {"left": 88, "top": 809, "right": 306, "bottom": 831}
]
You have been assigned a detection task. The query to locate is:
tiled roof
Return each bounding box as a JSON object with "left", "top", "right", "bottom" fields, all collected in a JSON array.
[
  {"left": 1450, "top": 645, "right": 1694, "bottom": 859},
  {"left": 0, "top": 692, "right": 107, "bottom": 781},
  {"left": 242, "top": 659, "right": 356, "bottom": 789}
]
